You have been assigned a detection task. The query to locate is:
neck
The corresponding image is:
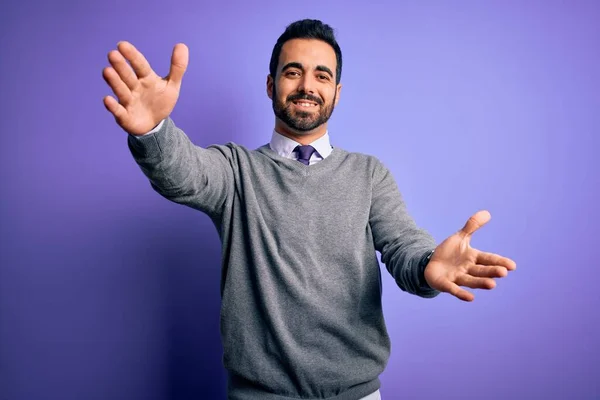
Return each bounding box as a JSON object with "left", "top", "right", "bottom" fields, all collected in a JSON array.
[{"left": 274, "top": 120, "right": 327, "bottom": 145}]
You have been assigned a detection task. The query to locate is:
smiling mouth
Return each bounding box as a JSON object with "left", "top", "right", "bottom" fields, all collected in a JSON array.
[{"left": 292, "top": 101, "right": 319, "bottom": 109}]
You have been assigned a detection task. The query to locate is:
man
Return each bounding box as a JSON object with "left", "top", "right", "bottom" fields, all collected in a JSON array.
[{"left": 102, "top": 19, "right": 516, "bottom": 400}]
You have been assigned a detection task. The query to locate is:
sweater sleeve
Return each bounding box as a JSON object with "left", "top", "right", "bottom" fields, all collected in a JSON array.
[
  {"left": 127, "top": 117, "right": 234, "bottom": 219},
  {"left": 369, "top": 160, "right": 440, "bottom": 298}
]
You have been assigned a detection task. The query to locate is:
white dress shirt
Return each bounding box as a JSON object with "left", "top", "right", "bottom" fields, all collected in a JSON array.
[{"left": 268, "top": 129, "right": 333, "bottom": 165}]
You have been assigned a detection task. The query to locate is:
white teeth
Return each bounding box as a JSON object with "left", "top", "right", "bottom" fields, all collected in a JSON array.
[{"left": 298, "top": 102, "right": 315, "bottom": 107}]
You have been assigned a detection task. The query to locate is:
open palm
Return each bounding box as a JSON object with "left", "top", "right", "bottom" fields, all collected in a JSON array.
[
  {"left": 424, "top": 210, "right": 517, "bottom": 302},
  {"left": 102, "top": 41, "right": 189, "bottom": 135}
]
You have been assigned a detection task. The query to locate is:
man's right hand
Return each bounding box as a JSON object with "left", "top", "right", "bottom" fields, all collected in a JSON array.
[{"left": 102, "top": 41, "right": 189, "bottom": 136}]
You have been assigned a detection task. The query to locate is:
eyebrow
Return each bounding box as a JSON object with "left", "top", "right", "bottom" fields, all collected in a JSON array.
[{"left": 281, "top": 62, "right": 334, "bottom": 79}]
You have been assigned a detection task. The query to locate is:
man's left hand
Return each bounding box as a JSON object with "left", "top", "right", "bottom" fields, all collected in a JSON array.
[{"left": 424, "top": 210, "right": 517, "bottom": 302}]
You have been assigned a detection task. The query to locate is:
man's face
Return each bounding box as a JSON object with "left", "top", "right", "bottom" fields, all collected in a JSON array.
[{"left": 268, "top": 39, "right": 341, "bottom": 134}]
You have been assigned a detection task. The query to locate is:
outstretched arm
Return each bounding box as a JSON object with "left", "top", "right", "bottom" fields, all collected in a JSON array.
[
  {"left": 103, "top": 41, "right": 233, "bottom": 218},
  {"left": 369, "top": 162, "right": 439, "bottom": 298}
]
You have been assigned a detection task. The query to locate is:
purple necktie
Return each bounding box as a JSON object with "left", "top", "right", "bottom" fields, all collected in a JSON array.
[{"left": 295, "top": 145, "right": 316, "bottom": 165}]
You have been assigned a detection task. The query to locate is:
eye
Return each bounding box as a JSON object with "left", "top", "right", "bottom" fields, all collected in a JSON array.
[
  {"left": 286, "top": 71, "right": 300, "bottom": 77},
  {"left": 318, "top": 74, "right": 329, "bottom": 80}
]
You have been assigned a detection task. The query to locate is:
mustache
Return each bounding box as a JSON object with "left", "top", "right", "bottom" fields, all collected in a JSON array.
[{"left": 287, "top": 93, "right": 323, "bottom": 105}]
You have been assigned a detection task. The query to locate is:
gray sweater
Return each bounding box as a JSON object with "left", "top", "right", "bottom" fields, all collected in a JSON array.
[{"left": 127, "top": 117, "right": 439, "bottom": 400}]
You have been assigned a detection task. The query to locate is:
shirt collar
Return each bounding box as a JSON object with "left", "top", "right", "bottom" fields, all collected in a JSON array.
[{"left": 269, "top": 129, "right": 333, "bottom": 159}]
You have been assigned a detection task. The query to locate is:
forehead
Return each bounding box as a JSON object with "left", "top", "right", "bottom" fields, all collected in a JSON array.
[{"left": 278, "top": 39, "right": 337, "bottom": 72}]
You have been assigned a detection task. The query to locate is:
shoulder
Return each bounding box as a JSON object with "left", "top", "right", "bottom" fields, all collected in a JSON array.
[
  {"left": 204, "top": 142, "right": 264, "bottom": 159},
  {"left": 334, "top": 147, "right": 388, "bottom": 175}
]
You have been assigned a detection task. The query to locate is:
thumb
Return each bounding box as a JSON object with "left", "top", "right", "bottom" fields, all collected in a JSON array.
[
  {"left": 459, "top": 210, "right": 491, "bottom": 237},
  {"left": 168, "top": 43, "right": 189, "bottom": 85}
]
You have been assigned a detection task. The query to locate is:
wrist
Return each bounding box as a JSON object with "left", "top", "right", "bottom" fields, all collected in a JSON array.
[{"left": 418, "top": 249, "right": 435, "bottom": 289}]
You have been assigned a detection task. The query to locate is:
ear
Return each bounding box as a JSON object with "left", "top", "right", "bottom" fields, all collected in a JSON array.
[
  {"left": 334, "top": 83, "right": 342, "bottom": 106},
  {"left": 267, "top": 75, "right": 274, "bottom": 99}
]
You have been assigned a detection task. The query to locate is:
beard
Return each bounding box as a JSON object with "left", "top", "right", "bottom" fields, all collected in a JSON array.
[{"left": 272, "top": 85, "right": 336, "bottom": 133}]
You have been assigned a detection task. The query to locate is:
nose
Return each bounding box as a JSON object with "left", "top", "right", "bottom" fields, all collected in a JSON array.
[{"left": 297, "top": 74, "right": 316, "bottom": 94}]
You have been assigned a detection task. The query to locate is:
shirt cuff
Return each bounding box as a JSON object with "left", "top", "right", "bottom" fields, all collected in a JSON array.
[{"left": 132, "top": 119, "right": 165, "bottom": 137}]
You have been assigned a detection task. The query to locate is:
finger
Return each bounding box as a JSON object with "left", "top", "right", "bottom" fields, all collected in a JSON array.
[
  {"left": 103, "top": 95, "right": 127, "bottom": 121},
  {"left": 167, "top": 43, "right": 189, "bottom": 85},
  {"left": 108, "top": 49, "right": 139, "bottom": 90},
  {"left": 117, "top": 41, "right": 153, "bottom": 79},
  {"left": 455, "top": 274, "right": 496, "bottom": 290},
  {"left": 437, "top": 279, "right": 474, "bottom": 302},
  {"left": 102, "top": 66, "right": 132, "bottom": 105},
  {"left": 459, "top": 210, "right": 491, "bottom": 237},
  {"left": 477, "top": 251, "right": 517, "bottom": 271},
  {"left": 468, "top": 264, "right": 508, "bottom": 278}
]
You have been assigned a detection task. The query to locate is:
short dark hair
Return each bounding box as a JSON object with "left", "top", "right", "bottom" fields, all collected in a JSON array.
[{"left": 269, "top": 19, "right": 343, "bottom": 85}]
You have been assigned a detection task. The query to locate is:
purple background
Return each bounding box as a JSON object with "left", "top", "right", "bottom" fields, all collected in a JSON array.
[{"left": 1, "top": 1, "right": 599, "bottom": 399}]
